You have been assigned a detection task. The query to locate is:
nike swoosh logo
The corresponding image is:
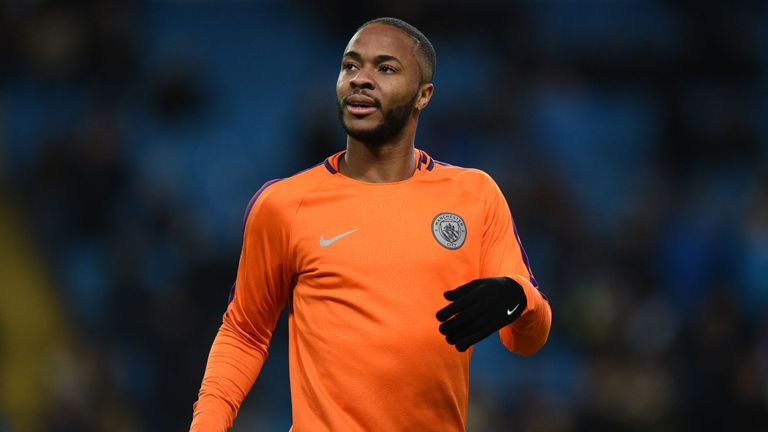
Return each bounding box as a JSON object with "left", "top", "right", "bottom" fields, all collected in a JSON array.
[
  {"left": 319, "top": 229, "right": 359, "bottom": 247},
  {"left": 507, "top": 304, "right": 520, "bottom": 316}
]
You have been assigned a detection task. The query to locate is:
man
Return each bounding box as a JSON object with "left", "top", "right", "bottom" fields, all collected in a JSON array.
[{"left": 190, "top": 17, "right": 551, "bottom": 432}]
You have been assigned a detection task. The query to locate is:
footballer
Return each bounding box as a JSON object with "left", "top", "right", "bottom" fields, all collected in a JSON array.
[{"left": 190, "top": 17, "right": 551, "bottom": 431}]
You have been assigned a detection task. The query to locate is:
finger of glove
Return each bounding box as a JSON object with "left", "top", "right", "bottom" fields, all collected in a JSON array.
[
  {"left": 454, "top": 321, "right": 502, "bottom": 352},
  {"left": 446, "top": 312, "right": 504, "bottom": 345},
  {"left": 436, "top": 293, "right": 478, "bottom": 322},
  {"left": 439, "top": 303, "right": 486, "bottom": 336},
  {"left": 443, "top": 279, "right": 485, "bottom": 301}
]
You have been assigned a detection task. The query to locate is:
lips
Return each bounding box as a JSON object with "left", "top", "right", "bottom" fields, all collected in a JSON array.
[{"left": 344, "top": 94, "right": 378, "bottom": 116}]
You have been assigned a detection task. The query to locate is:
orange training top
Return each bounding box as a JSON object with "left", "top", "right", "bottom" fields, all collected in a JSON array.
[{"left": 190, "top": 149, "right": 552, "bottom": 432}]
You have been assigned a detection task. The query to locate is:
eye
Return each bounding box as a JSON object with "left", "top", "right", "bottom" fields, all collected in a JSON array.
[
  {"left": 342, "top": 62, "right": 358, "bottom": 71},
  {"left": 378, "top": 64, "right": 397, "bottom": 73}
]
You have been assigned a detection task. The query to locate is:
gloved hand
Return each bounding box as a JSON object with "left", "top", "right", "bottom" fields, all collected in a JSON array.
[{"left": 436, "top": 277, "right": 527, "bottom": 352}]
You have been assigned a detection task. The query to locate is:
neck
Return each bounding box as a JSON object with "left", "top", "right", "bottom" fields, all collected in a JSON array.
[{"left": 340, "top": 129, "right": 417, "bottom": 183}]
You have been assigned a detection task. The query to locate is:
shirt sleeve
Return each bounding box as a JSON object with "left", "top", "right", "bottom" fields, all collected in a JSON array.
[
  {"left": 190, "top": 183, "right": 293, "bottom": 432},
  {"left": 479, "top": 174, "right": 552, "bottom": 356}
]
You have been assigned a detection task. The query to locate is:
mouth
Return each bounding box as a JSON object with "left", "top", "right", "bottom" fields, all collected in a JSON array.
[{"left": 344, "top": 94, "right": 378, "bottom": 117}]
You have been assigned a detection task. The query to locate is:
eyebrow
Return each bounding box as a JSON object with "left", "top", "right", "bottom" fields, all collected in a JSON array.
[{"left": 343, "top": 51, "right": 403, "bottom": 66}]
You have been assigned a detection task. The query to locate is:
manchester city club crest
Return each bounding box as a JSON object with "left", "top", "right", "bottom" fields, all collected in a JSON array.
[{"left": 431, "top": 212, "right": 467, "bottom": 250}]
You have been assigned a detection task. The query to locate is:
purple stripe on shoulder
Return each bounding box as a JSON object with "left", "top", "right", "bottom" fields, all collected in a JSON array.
[
  {"left": 433, "top": 160, "right": 455, "bottom": 167},
  {"left": 227, "top": 282, "right": 236, "bottom": 304},
  {"left": 324, "top": 159, "right": 337, "bottom": 174},
  {"left": 512, "top": 219, "right": 541, "bottom": 291},
  {"left": 243, "top": 178, "right": 283, "bottom": 228},
  {"left": 417, "top": 151, "right": 427, "bottom": 170},
  {"left": 426, "top": 158, "right": 435, "bottom": 171},
  {"left": 242, "top": 160, "right": 327, "bottom": 228}
]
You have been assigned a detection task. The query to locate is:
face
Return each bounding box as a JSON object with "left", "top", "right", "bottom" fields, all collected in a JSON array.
[{"left": 336, "top": 24, "right": 432, "bottom": 145}]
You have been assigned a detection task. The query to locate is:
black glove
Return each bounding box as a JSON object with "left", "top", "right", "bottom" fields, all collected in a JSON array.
[{"left": 436, "top": 277, "right": 527, "bottom": 352}]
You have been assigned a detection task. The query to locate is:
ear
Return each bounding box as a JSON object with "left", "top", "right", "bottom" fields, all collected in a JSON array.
[{"left": 414, "top": 82, "right": 434, "bottom": 111}]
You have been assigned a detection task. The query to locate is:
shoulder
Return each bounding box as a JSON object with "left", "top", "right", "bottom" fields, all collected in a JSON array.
[
  {"left": 243, "top": 162, "right": 331, "bottom": 227},
  {"left": 430, "top": 161, "right": 508, "bottom": 217},
  {"left": 432, "top": 161, "right": 501, "bottom": 194}
]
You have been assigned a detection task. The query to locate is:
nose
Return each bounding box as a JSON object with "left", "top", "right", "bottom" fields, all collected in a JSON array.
[{"left": 350, "top": 67, "right": 374, "bottom": 90}]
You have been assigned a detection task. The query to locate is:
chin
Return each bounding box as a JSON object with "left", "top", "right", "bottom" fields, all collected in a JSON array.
[
  {"left": 344, "top": 126, "right": 390, "bottom": 146},
  {"left": 344, "top": 119, "right": 382, "bottom": 136}
]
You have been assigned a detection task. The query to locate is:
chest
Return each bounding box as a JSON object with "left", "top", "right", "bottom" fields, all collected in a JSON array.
[{"left": 290, "top": 186, "right": 485, "bottom": 287}]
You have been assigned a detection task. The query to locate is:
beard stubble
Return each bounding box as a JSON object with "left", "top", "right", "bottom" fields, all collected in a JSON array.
[{"left": 336, "top": 90, "right": 418, "bottom": 146}]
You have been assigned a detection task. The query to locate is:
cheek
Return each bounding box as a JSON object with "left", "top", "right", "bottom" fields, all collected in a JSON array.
[
  {"left": 381, "top": 81, "right": 416, "bottom": 106},
  {"left": 336, "top": 74, "right": 348, "bottom": 96}
]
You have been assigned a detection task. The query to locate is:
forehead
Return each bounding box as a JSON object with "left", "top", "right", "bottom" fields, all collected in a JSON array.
[{"left": 344, "top": 24, "right": 417, "bottom": 61}]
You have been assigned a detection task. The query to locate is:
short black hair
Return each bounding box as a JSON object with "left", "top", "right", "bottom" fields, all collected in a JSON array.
[{"left": 357, "top": 17, "right": 436, "bottom": 83}]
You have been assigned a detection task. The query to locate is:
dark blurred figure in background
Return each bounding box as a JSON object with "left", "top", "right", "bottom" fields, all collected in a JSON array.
[{"left": 1, "top": 1, "right": 766, "bottom": 431}]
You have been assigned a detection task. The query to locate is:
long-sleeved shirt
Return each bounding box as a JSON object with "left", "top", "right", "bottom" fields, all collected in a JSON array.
[{"left": 190, "top": 149, "right": 552, "bottom": 431}]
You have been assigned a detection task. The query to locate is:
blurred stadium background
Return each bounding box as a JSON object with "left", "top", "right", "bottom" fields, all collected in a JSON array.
[{"left": 1, "top": 1, "right": 767, "bottom": 431}]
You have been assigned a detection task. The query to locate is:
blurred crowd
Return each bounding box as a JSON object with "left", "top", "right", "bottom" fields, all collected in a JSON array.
[{"left": 1, "top": 1, "right": 767, "bottom": 431}]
